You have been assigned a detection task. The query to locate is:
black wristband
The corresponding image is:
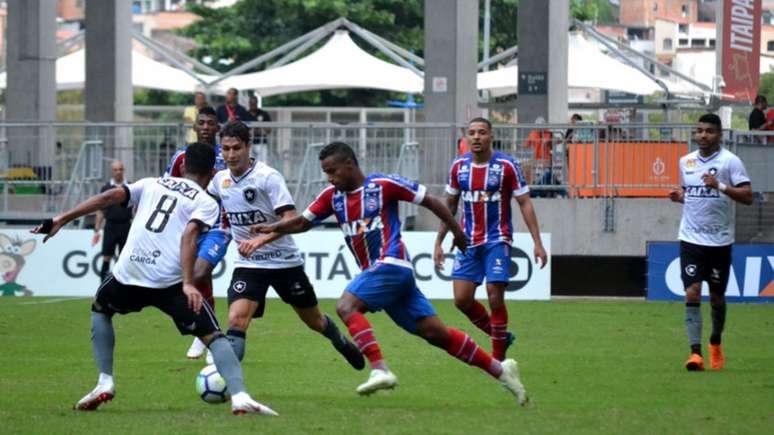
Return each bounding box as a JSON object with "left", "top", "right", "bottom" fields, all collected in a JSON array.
[{"left": 39, "top": 218, "right": 54, "bottom": 234}]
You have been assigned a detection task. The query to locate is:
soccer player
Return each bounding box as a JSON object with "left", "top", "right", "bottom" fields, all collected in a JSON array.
[
  {"left": 208, "top": 121, "right": 364, "bottom": 369},
  {"left": 166, "top": 106, "right": 230, "bottom": 362},
  {"left": 251, "top": 142, "right": 528, "bottom": 405},
  {"left": 32, "top": 143, "right": 277, "bottom": 415},
  {"left": 433, "top": 117, "right": 547, "bottom": 361},
  {"left": 669, "top": 113, "right": 753, "bottom": 371}
]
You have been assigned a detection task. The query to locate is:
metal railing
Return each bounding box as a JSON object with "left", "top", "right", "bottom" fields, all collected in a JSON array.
[{"left": 0, "top": 121, "right": 771, "bottom": 226}]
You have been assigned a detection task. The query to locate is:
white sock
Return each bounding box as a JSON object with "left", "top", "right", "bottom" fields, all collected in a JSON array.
[{"left": 98, "top": 373, "right": 114, "bottom": 386}]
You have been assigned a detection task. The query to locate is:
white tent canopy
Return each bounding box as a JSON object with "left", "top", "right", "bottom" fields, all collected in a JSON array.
[
  {"left": 669, "top": 51, "right": 774, "bottom": 95},
  {"left": 0, "top": 47, "right": 216, "bottom": 93},
  {"left": 214, "top": 30, "right": 423, "bottom": 96},
  {"left": 478, "top": 32, "right": 665, "bottom": 97}
]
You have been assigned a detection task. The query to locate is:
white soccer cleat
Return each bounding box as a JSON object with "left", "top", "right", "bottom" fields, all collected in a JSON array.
[
  {"left": 205, "top": 350, "right": 214, "bottom": 365},
  {"left": 499, "top": 358, "right": 528, "bottom": 406},
  {"left": 187, "top": 337, "right": 207, "bottom": 359},
  {"left": 356, "top": 369, "right": 398, "bottom": 395},
  {"left": 74, "top": 383, "right": 115, "bottom": 411},
  {"left": 231, "top": 394, "right": 279, "bottom": 416}
]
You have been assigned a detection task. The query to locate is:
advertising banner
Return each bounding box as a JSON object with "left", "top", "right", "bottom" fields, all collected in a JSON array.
[
  {"left": 0, "top": 230, "right": 551, "bottom": 300},
  {"left": 647, "top": 241, "right": 774, "bottom": 303},
  {"left": 720, "top": 0, "right": 762, "bottom": 102}
]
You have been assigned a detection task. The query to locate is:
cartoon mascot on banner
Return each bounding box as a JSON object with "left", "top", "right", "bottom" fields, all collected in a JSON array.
[{"left": 0, "top": 233, "right": 35, "bottom": 296}]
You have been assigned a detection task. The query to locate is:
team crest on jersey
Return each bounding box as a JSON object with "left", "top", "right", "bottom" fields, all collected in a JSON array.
[
  {"left": 232, "top": 281, "right": 247, "bottom": 293},
  {"left": 685, "top": 159, "right": 696, "bottom": 169},
  {"left": 222, "top": 179, "right": 232, "bottom": 188},
  {"left": 366, "top": 197, "right": 378, "bottom": 212},
  {"left": 707, "top": 167, "right": 718, "bottom": 176},
  {"left": 243, "top": 188, "right": 257, "bottom": 203}
]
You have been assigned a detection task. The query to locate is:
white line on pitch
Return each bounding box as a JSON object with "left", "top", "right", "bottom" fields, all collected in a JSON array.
[{"left": 17, "top": 297, "right": 89, "bottom": 305}]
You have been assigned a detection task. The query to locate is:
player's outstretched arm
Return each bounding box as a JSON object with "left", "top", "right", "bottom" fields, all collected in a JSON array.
[
  {"left": 181, "top": 220, "right": 206, "bottom": 314},
  {"left": 240, "top": 208, "right": 298, "bottom": 257},
  {"left": 251, "top": 214, "right": 312, "bottom": 236},
  {"left": 434, "top": 194, "right": 460, "bottom": 269},
  {"left": 421, "top": 194, "right": 469, "bottom": 254},
  {"left": 515, "top": 193, "right": 548, "bottom": 269},
  {"left": 31, "top": 187, "right": 128, "bottom": 243}
]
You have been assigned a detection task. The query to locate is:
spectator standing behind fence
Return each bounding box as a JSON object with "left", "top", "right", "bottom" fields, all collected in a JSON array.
[
  {"left": 748, "top": 95, "right": 771, "bottom": 132},
  {"left": 217, "top": 88, "right": 252, "bottom": 124},
  {"left": 247, "top": 95, "right": 272, "bottom": 145},
  {"left": 184, "top": 92, "right": 208, "bottom": 143},
  {"left": 91, "top": 160, "right": 133, "bottom": 281},
  {"left": 523, "top": 117, "right": 553, "bottom": 190},
  {"left": 564, "top": 113, "right": 583, "bottom": 143}
]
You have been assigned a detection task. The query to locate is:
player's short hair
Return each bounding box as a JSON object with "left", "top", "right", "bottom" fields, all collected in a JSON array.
[
  {"left": 755, "top": 95, "right": 767, "bottom": 104},
  {"left": 319, "top": 141, "right": 358, "bottom": 167},
  {"left": 221, "top": 120, "right": 250, "bottom": 144},
  {"left": 468, "top": 117, "right": 492, "bottom": 131},
  {"left": 184, "top": 142, "right": 216, "bottom": 176},
  {"left": 698, "top": 113, "right": 722, "bottom": 130},
  {"left": 197, "top": 106, "right": 217, "bottom": 118}
]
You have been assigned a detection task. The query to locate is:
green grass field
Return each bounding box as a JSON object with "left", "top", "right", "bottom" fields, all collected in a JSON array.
[{"left": 1, "top": 297, "right": 772, "bottom": 434}]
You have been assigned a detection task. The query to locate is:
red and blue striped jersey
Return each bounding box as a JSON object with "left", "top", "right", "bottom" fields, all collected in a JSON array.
[
  {"left": 302, "top": 173, "right": 426, "bottom": 271},
  {"left": 446, "top": 151, "right": 529, "bottom": 247}
]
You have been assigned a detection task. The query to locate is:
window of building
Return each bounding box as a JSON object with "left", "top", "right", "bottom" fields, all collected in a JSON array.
[
  {"left": 678, "top": 38, "right": 689, "bottom": 47},
  {"left": 691, "top": 38, "right": 706, "bottom": 47},
  {"left": 768, "top": 41, "right": 774, "bottom": 52},
  {"left": 663, "top": 38, "right": 673, "bottom": 50},
  {"left": 709, "top": 39, "right": 716, "bottom": 48},
  {"left": 678, "top": 24, "right": 688, "bottom": 33},
  {"left": 653, "top": 2, "right": 658, "bottom": 12},
  {"left": 682, "top": 4, "right": 689, "bottom": 18}
]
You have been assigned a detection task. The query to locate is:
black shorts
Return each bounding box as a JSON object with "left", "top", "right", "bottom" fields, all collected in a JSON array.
[
  {"left": 92, "top": 275, "right": 221, "bottom": 337},
  {"left": 101, "top": 222, "right": 130, "bottom": 257},
  {"left": 228, "top": 266, "right": 318, "bottom": 318},
  {"left": 679, "top": 241, "right": 732, "bottom": 293}
]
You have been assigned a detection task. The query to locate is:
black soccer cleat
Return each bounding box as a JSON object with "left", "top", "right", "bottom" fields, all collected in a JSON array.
[{"left": 336, "top": 339, "right": 366, "bottom": 370}]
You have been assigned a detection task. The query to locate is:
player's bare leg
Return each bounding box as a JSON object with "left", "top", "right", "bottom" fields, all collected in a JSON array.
[
  {"left": 186, "top": 258, "right": 217, "bottom": 362},
  {"left": 486, "top": 282, "right": 515, "bottom": 361},
  {"left": 684, "top": 282, "right": 705, "bottom": 371},
  {"left": 199, "top": 331, "right": 277, "bottom": 416},
  {"left": 337, "top": 292, "right": 395, "bottom": 394},
  {"left": 415, "top": 315, "right": 528, "bottom": 406},
  {"left": 227, "top": 298, "right": 259, "bottom": 361},
  {"left": 708, "top": 290, "right": 726, "bottom": 370},
  {"left": 293, "top": 305, "right": 365, "bottom": 370}
]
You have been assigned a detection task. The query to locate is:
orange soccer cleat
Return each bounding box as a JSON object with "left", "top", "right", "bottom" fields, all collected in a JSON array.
[
  {"left": 684, "top": 353, "right": 705, "bottom": 371},
  {"left": 709, "top": 344, "right": 724, "bottom": 370}
]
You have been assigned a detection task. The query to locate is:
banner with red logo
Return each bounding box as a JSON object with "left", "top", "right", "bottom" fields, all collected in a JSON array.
[{"left": 721, "top": 0, "right": 762, "bottom": 102}]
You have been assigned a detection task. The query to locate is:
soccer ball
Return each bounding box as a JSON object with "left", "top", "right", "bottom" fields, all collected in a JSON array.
[{"left": 195, "top": 364, "right": 230, "bottom": 404}]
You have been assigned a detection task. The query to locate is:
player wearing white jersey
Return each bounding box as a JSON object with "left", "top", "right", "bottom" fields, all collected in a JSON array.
[
  {"left": 669, "top": 114, "right": 753, "bottom": 372},
  {"left": 209, "top": 121, "right": 364, "bottom": 370},
  {"left": 32, "top": 143, "right": 277, "bottom": 416}
]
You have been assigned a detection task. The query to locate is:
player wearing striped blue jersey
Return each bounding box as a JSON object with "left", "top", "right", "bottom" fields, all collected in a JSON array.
[{"left": 434, "top": 117, "right": 547, "bottom": 362}]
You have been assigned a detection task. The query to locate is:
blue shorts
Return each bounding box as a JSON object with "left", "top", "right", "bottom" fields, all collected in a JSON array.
[
  {"left": 346, "top": 262, "right": 436, "bottom": 335},
  {"left": 451, "top": 241, "right": 511, "bottom": 285},
  {"left": 196, "top": 229, "right": 231, "bottom": 267}
]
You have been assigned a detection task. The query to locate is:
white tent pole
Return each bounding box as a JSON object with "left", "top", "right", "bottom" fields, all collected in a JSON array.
[
  {"left": 268, "top": 21, "right": 343, "bottom": 69},
  {"left": 132, "top": 29, "right": 221, "bottom": 76},
  {"left": 356, "top": 27, "right": 424, "bottom": 66},
  {"left": 207, "top": 18, "right": 347, "bottom": 87},
  {"left": 478, "top": 45, "right": 518, "bottom": 70},
  {"left": 343, "top": 20, "right": 424, "bottom": 77},
  {"left": 132, "top": 32, "right": 210, "bottom": 86},
  {"left": 576, "top": 19, "right": 712, "bottom": 92}
]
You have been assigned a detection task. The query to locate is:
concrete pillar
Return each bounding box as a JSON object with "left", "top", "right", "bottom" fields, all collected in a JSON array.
[
  {"left": 423, "top": 0, "right": 480, "bottom": 126},
  {"left": 85, "top": 0, "right": 134, "bottom": 179},
  {"left": 5, "top": 0, "right": 57, "bottom": 169},
  {"left": 516, "top": 0, "right": 569, "bottom": 124}
]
